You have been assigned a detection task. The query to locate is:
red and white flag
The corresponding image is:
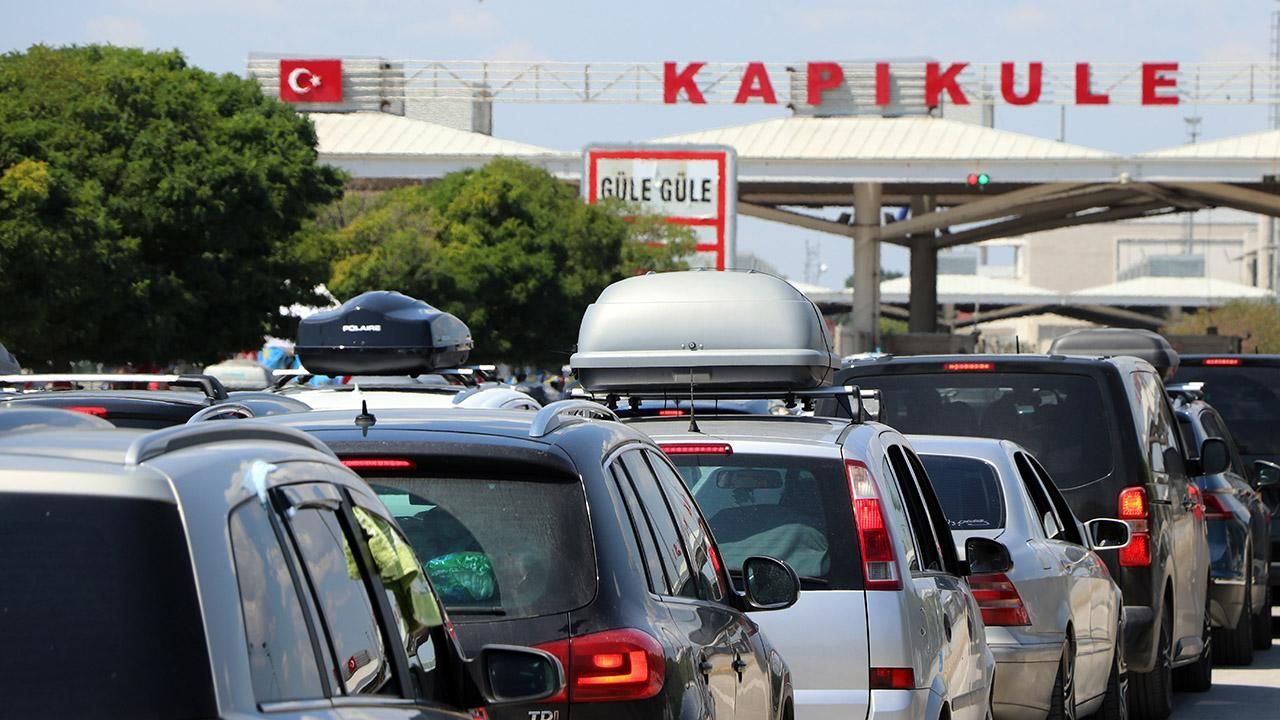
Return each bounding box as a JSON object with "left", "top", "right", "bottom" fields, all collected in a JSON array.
[{"left": 279, "top": 59, "right": 343, "bottom": 103}]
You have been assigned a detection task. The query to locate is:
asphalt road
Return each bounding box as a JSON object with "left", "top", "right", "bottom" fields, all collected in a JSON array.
[{"left": 1171, "top": 609, "right": 1280, "bottom": 718}]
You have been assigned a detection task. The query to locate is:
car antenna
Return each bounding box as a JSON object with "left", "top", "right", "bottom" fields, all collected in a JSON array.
[
  {"left": 355, "top": 400, "right": 377, "bottom": 437},
  {"left": 1015, "top": 335, "right": 1021, "bottom": 353},
  {"left": 686, "top": 372, "right": 701, "bottom": 434}
]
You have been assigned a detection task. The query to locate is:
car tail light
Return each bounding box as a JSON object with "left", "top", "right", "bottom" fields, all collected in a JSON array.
[
  {"left": 869, "top": 667, "right": 915, "bottom": 690},
  {"left": 969, "top": 572, "right": 1031, "bottom": 626},
  {"left": 1118, "top": 486, "right": 1152, "bottom": 566},
  {"left": 64, "top": 405, "right": 108, "bottom": 417},
  {"left": 341, "top": 457, "right": 416, "bottom": 471},
  {"left": 659, "top": 443, "right": 732, "bottom": 455},
  {"left": 535, "top": 629, "right": 665, "bottom": 703},
  {"left": 847, "top": 460, "right": 901, "bottom": 591},
  {"left": 943, "top": 362, "right": 995, "bottom": 372},
  {"left": 1202, "top": 491, "right": 1232, "bottom": 520},
  {"left": 1202, "top": 358, "right": 1241, "bottom": 366}
]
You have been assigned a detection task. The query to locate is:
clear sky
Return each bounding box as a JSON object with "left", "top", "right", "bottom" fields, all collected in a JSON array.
[{"left": 5, "top": 0, "right": 1279, "bottom": 283}]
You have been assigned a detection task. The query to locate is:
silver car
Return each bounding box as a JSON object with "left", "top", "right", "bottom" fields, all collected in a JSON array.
[{"left": 910, "top": 435, "right": 1131, "bottom": 720}]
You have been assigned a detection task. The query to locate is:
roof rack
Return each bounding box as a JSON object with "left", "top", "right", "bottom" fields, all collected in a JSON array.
[
  {"left": 125, "top": 421, "right": 337, "bottom": 466},
  {"left": 571, "top": 384, "right": 877, "bottom": 422},
  {"left": 1166, "top": 382, "right": 1206, "bottom": 405},
  {"left": 0, "top": 373, "right": 228, "bottom": 401},
  {"left": 529, "top": 400, "right": 620, "bottom": 439}
]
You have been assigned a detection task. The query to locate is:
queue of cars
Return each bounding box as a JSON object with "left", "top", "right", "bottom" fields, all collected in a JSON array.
[{"left": 1, "top": 274, "right": 1274, "bottom": 720}]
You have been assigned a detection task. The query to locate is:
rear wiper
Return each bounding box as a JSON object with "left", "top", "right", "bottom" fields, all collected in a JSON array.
[{"left": 447, "top": 606, "right": 507, "bottom": 616}]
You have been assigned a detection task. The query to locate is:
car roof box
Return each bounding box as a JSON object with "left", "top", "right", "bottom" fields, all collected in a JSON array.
[
  {"left": 570, "top": 270, "right": 840, "bottom": 393},
  {"left": 295, "top": 291, "right": 473, "bottom": 376},
  {"left": 1048, "top": 328, "right": 1179, "bottom": 380}
]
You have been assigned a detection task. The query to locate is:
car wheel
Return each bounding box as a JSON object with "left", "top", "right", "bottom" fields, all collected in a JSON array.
[
  {"left": 1214, "top": 575, "right": 1254, "bottom": 666},
  {"left": 1047, "top": 642, "right": 1076, "bottom": 720},
  {"left": 1172, "top": 599, "right": 1213, "bottom": 692},
  {"left": 1128, "top": 610, "right": 1173, "bottom": 720},
  {"left": 1096, "top": 641, "right": 1129, "bottom": 720},
  {"left": 1252, "top": 584, "right": 1272, "bottom": 650}
]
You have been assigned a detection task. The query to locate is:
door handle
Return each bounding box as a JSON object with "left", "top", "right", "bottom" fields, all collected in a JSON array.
[
  {"left": 732, "top": 657, "right": 748, "bottom": 672},
  {"left": 699, "top": 656, "right": 713, "bottom": 675}
]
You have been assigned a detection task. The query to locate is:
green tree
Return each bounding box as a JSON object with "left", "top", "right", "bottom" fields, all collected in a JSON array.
[
  {"left": 1164, "top": 300, "right": 1280, "bottom": 353},
  {"left": 317, "top": 159, "right": 696, "bottom": 365},
  {"left": 0, "top": 45, "right": 344, "bottom": 366}
]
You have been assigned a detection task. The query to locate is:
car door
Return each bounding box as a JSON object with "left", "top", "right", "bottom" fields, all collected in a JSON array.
[
  {"left": 1203, "top": 408, "right": 1271, "bottom": 603},
  {"left": 617, "top": 449, "right": 739, "bottom": 720}
]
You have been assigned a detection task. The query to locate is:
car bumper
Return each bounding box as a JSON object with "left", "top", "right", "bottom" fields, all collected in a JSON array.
[
  {"left": 988, "top": 642, "right": 1061, "bottom": 720},
  {"left": 867, "top": 688, "right": 933, "bottom": 720}
]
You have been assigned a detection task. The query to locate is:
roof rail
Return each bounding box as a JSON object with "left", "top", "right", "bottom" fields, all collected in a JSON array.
[
  {"left": 571, "top": 384, "right": 876, "bottom": 421},
  {"left": 0, "top": 373, "right": 228, "bottom": 401},
  {"left": 529, "top": 400, "right": 620, "bottom": 439},
  {"left": 125, "top": 420, "right": 337, "bottom": 466},
  {"left": 1166, "top": 381, "right": 1206, "bottom": 404}
]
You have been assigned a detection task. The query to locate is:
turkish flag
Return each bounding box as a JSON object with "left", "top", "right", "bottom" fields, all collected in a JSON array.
[{"left": 279, "top": 59, "right": 343, "bottom": 103}]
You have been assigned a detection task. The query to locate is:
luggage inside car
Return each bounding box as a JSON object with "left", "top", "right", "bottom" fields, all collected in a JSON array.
[
  {"left": 296, "top": 291, "right": 473, "bottom": 376},
  {"left": 1049, "top": 328, "right": 1180, "bottom": 380},
  {"left": 571, "top": 270, "right": 840, "bottom": 392}
]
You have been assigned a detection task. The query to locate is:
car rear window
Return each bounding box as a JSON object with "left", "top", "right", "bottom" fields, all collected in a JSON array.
[
  {"left": 1172, "top": 365, "right": 1280, "bottom": 457},
  {"left": 857, "top": 371, "right": 1113, "bottom": 490},
  {"left": 668, "top": 454, "right": 861, "bottom": 590},
  {"left": 918, "top": 454, "right": 1006, "bottom": 530},
  {"left": 0, "top": 493, "right": 216, "bottom": 719},
  {"left": 366, "top": 474, "right": 595, "bottom": 621}
]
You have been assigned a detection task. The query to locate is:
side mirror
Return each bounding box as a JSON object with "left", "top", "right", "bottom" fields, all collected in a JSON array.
[
  {"left": 740, "top": 556, "right": 800, "bottom": 611},
  {"left": 964, "top": 537, "right": 1013, "bottom": 576},
  {"left": 1198, "top": 438, "right": 1231, "bottom": 476},
  {"left": 476, "top": 645, "right": 565, "bottom": 705},
  {"left": 1085, "top": 518, "right": 1132, "bottom": 551},
  {"left": 1254, "top": 460, "right": 1280, "bottom": 489}
]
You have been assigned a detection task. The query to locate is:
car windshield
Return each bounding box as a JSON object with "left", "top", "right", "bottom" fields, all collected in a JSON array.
[
  {"left": 668, "top": 453, "right": 861, "bottom": 589},
  {"left": 856, "top": 371, "right": 1113, "bottom": 490},
  {"left": 0, "top": 493, "right": 216, "bottom": 718},
  {"left": 1171, "top": 365, "right": 1280, "bottom": 457},
  {"left": 367, "top": 474, "right": 595, "bottom": 621},
  {"left": 918, "top": 454, "right": 1006, "bottom": 530}
]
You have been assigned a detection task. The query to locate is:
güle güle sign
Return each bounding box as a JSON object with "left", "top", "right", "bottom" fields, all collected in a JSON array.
[{"left": 662, "top": 61, "right": 1181, "bottom": 106}]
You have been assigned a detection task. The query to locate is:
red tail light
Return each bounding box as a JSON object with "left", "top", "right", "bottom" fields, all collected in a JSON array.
[
  {"left": 535, "top": 629, "right": 665, "bottom": 703},
  {"left": 848, "top": 460, "right": 901, "bottom": 591},
  {"left": 341, "top": 457, "right": 416, "bottom": 471},
  {"left": 1202, "top": 358, "right": 1241, "bottom": 366},
  {"left": 659, "top": 443, "right": 732, "bottom": 455},
  {"left": 64, "top": 405, "right": 108, "bottom": 417},
  {"left": 1117, "top": 486, "right": 1152, "bottom": 566},
  {"left": 1119, "top": 533, "right": 1152, "bottom": 567},
  {"left": 943, "top": 362, "right": 995, "bottom": 372},
  {"left": 1118, "top": 486, "right": 1148, "bottom": 521},
  {"left": 869, "top": 667, "right": 915, "bottom": 690},
  {"left": 969, "top": 572, "right": 1031, "bottom": 626},
  {"left": 1201, "top": 491, "right": 1232, "bottom": 520}
]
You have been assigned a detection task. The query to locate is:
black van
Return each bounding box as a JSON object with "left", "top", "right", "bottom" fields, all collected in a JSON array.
[{"left": 836, "top": 353, "right": 1216, "bottom": 720}]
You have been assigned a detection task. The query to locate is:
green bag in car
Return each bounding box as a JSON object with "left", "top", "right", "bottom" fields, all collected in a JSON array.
[{"left": 427, "top": 551, "right": 497, "bottom": 603}]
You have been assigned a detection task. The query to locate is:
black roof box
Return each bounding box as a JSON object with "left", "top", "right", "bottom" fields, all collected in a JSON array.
[
  {"left": 1048, "top": 328, "right": 1179, "bottom": 380},
  {"left": 295, "top": 291, "right": 473, "bottom": 376}
]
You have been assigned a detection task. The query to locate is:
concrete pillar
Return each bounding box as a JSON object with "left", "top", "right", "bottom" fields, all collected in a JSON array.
[
  {"left": 846, "top": 183, "right": 883, "bottom": 354},
  {"left": 908, "top": 195, "right": 938, "bottom": 333}
]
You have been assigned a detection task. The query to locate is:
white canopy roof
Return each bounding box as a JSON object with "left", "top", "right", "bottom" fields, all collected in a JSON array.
[
  {"left": 1140, "top": 128, "right": 1280, "bottom": 160},
  {"left": 799, "top": 274, "right": 1061, "bottom": 307},
  {"left": 1070, "top": 276, "right": 1272, "bottom": 306}
]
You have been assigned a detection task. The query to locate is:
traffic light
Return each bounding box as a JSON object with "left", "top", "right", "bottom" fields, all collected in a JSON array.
[{"left": 966, "top": 172, "right": 991, "bottom": 187}]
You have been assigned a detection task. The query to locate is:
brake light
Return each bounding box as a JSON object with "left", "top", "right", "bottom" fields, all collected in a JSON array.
[
  {"left": 1202, "top": 358, "right": 1241, "bottom": 366},
  {"left": 534, "top": 629, "right": 665, "bottom": 703},
  {"left": 63, "top": 406, "right": 108, "bottom": 417},
  {"left": 1118, "top": 487, "right": 1152, "bottom": 566},
  {"left": 943, "top": 362, "right": 995, "bottom": 372},
  {"left": 657, "top": 409, "right": 686, "bottom": 417},
  {"left": 869, "top": 667, "right": 915, "bottom": 690},
  {"left": 340, "top": 457, "right": 416, "bottom": 470},
  {"left": 848, "top": 460, "right": 901, "bottom": 590},
  {"left": 1201, "top": 491, "right": 1231, "bottom": 520},
  {"left": 969, "top": 572, "right": 1031, "bottom": 626},
  {"left": 660, "top": 443, "right": 732, "bottom": 455}
]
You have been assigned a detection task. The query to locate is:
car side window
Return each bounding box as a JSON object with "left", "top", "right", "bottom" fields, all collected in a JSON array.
[
  {"left": 1133, "top": 372, "right": 1188, "bottom": 478},
  {"left": 1024, "top": 455, "right": 1086, "bottom": 546},
  {"left": 878, "top": 455, "right": 922, "bottom": 572},
  {"left": 610, "top": 461, "right": 671, "bottom": 595},
  {"left": 229, "top": 500, "right": 326, "bottom": 704},
  {"left": 1014, "top": 452, "right": 1063, "bottom": 539},
  {"left": 646, "top": 450, "right": 728, "bottom": 603},
  {"left": 1201, "top": 410, "right": 1247, "bottom": 476},
  {"left": 277, "top": 483, "right": 396, "bottom": 696},
  {"left": 620, "top": 451, "right": 698, "bottom": 599},
  {"left": 886, "top": 445, "right": 944, "bottom": 572}
]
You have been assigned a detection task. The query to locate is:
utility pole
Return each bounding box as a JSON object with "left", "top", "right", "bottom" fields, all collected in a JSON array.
[
  {"left": 1183, "top": 115, "right": 1202, "bottom": 254},
  {"left": 1270, "top": 3, "right": 1280, "bottom": 292}
]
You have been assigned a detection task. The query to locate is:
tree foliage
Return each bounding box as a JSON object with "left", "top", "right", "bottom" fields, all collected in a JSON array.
[
  {"left": 1164, "top": 300, "right": 1280, "bottom": 353},
  {"left": 0, "top": 45, "right": 345, "bottom": 366},
  {"left": 314, "top": 159, "right": 697, "bottom": 365}
]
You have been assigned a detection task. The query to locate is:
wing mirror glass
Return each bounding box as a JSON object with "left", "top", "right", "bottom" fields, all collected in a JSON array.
[
  {"left": 741, "top": 555, "right": 800, "bottom": 611},
  {"left": 1253, "top": 460, "right": 1280, "bottom": 489},
  {"left": 477, "top": 645, "right": 564, "bottom": 705},
  {"left": 1198, "top": 438, "right": 1231, "bottom": 476},
  {"left": 1085, "top": 518, "right": 1131, "bottom": 551},
  {"left": 964, "top": 537, "right": 1013, "bottom": 576}
]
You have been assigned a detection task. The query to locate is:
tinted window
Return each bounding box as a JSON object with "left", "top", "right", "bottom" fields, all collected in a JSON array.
[
  {"left": 1133, "top": 372, "right": 1188, "bottom": 478},
  {"left": 1024, "top": 455, "right": 1087, "bottom": 546},
  {"left": 230, "top": 501, "right": 325, "bottom": 703},
  {"left": 1173, "top": 365, "right": 1280, "bottom": 456},
  {"left": 368, "top": 473, "right": 595, "bottom": 620},
  {"left": 623, "top": 450, "right": 698, "bottom": 598},
  {"left": 879, "top": 456, "right": 921, "bottom": 572},
  {"left": 886, "top": 445, "right": 945, "bottom": 572},
  {"left": 0, "top": 494, "right": 217, "bottom": 719},
  {"left": 611, "top": 461, "right": 671, "bottom": 594},
  {"left": 1015, "top": 453, "right": 1065, "bottom": 539},
  {"left": 917, "top": 455, "right": 1005, "bottom": 530},
  {"left": 647, "top": 451, "right": 727, "bottom": 602},
  {"left": 860, "top": 372, "right": 1113, "bottom": 490}
]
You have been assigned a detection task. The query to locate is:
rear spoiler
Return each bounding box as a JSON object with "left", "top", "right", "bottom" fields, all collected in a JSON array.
[
  {"left": 0, "top": 373, "right": 228, "bottom": 401},
  {"left": 572, "top": 385, "right": 882, "bottom": 423}
]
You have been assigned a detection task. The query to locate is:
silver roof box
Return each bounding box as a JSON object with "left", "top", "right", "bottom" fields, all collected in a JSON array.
[{"left": 571, "top": 270, "right": 840, "bottom": 393}]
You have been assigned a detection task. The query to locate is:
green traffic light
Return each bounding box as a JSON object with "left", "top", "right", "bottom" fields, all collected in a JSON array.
[{"left": 978, "top": 173, "right": 990, "bottom": 185}]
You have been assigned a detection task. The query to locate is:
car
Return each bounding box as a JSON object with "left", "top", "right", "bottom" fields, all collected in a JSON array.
[
  {"left": 1172, "top": 354, "right": 1280, "bottom": 606},
  {"left": 0, "top": 415, "right": 563, "bottom": 718},
  {"left": 909, "top": 435, "right": 1132, "bottom": 720},
  {"left": 837, "top": 345, "right": 1214, "bottom": 720},
  {"left": 1168, "top": 383, "right": 1274, "bottom": 659},
  {"left": 257, "top": 400, "right": 801, "bottom": 720}
]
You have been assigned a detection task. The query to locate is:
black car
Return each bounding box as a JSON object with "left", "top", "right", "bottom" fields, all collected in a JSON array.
[
  {"left": 836, "top": 353, "right": 1214, "bottom": 720},
  {"left": 261, "top": 400, "right": 800, "bottom": 720},
  {"left": 1168, "top": 384, "right": 1274, "bottom": 660},
  {"left": 1172, "top": 355, "right": 1280, "bottom": 607}
]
